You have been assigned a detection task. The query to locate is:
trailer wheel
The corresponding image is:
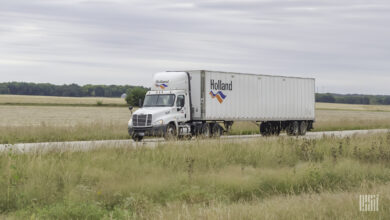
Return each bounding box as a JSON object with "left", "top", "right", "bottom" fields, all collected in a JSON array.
[
  {"left": 287, "top": 121, "right": 299, "bottom": 136},
  {"left": 271, "top": 122, "right": 281, "bottom": 136},
  {"left": 224, "top": 121, "right": 234, "bottom": 133},
  {"left": 299, "top": 121, "right": 308, "bottom": 135},
  {"left": 260, "top": 122, "right": 271, "bottom": 136},
  {"left": 164, "top": 123, "right": 177, "bottom": 140},
  {"left": 201, "top": 123, "right": 211, "bottom": 138},
  {"left": 211, "top": 123, "right": 222, "bottom": 138}
]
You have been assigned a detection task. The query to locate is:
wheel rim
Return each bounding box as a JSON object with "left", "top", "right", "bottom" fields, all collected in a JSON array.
[
  {"left": 293, "top": 122, "right": 299, "bottom": 134},
  {"left": 165, "top": 124, "right": 176, "bottom": 139},
  {"left": 212, "top": 124, "right": 221, "bottom": 137},
  {"left": 300, "top": 122, "right": 307, "bottom": 134},
  {"left": 202, "top": 124, "right": 210, "bottom": 137}
]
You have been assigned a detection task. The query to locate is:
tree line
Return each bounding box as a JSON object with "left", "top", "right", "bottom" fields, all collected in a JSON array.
[
  {"left": 1, "top": 82, "right": 390, "bottom": 106},
  {"left": 316, "top": 93, "right": 390, "bottom": 105},
  {"left": 0, "top": 82, "right": 148, "bottom": 98}
]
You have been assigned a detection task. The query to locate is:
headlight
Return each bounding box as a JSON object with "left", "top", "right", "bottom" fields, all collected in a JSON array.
[
  {"left": 128, "top": 118, "right": 133, "bottom": 126},
  {"left": 153, "top": 119, "right": 164, "bottom": 125}
]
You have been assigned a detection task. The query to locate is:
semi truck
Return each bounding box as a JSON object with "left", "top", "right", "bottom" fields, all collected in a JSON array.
[{"left": 128, "top": 70, "right": 315, "bottom": 141}]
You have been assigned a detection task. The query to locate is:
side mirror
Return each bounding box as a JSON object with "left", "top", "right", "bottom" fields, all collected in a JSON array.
[
  {"left": 177, "top": 106, "right": 182, "bottom": 111},
  {"left": 129, "top": 106, "right": 133, "bottom": 114}
]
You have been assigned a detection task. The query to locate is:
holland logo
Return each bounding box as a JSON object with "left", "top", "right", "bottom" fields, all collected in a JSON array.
[
  {"left": 209, "top": 91, "right": 226, "bottom": 103},
  {"left": 155, "top": 83, "right": 168, "bottom": 89}
]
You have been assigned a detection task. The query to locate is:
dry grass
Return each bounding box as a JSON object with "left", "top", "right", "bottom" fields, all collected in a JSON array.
[
  {"left": 314, "top": 110, "right": 390, "bottom": 131},
  {"left": 0, "top": 105, "right": 129, "bottom": 127},
  {"left": 316, "top": 102, "right": 390, "bottom": 112},
  {"left": 1, "top": 96, "right": 390, "bottom": 143},
  {"left": 0, "top": 95, "right": 126, "bottom": 106},
  {"left": 0, "top": 105, "right": 131, "bottom": 144}
]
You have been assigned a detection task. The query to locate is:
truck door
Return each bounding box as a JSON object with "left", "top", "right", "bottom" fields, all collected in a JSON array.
[{"left": 176, "top": 94, "right": 189, "bottom": 122}]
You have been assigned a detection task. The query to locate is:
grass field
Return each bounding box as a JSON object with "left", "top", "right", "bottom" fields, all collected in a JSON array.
[
  {"left": 1, "top": 133, "right": 390, "bottom": 219},
  {"left": 316, "top": 102, "right": 390, "bottom": 112},
  {"left": 1, "top": 95, "right": 390, "bottom": 143},
  {"left": 0, "top": 95, "right": 127, "bottom": 106}
]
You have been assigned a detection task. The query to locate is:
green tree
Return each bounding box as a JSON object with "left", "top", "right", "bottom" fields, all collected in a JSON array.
[
  {"left": 94, "top": 86, "right": 105, "bottom": 97},
  {"left": 126, "top": 87, "right": 148, "bottom": 106},
  {"left": 316, "top": 93, "right": 335, "bottom": 103},
  {"left": 0, "top": 84, "right": 9, "bottom": 94}
]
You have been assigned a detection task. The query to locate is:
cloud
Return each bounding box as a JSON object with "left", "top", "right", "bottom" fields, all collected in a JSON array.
[{"left": 0, "top": 0, "right": 389, "bottom": 94}]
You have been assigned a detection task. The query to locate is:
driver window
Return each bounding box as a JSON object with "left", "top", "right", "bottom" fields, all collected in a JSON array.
[{"left": 176, "top": 95, "right": 185, "bottom": 107}]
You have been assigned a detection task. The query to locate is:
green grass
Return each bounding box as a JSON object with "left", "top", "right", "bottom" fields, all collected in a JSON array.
[{"left": 1, "top": 133, "right": 390, "bottom": 219}]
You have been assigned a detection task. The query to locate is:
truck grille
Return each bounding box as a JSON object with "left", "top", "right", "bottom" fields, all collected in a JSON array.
[{"left": 133, "top": 114, "right": 152, "bottom": 127}]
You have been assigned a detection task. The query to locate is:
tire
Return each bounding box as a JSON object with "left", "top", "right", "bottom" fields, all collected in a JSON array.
[
  {"left": 164, "top": 123, "right": 177, "bottom": 140},
  {"left": 132, "top": 134, "right": 144, "bottom": 142},
  {"left": 260, "top": 122, "right": 271, "bottom": 136},
  {"left": 287, "top": 121, "right": 299, "bottom": 136},
  {"left": 271, "top": 122, "right": 281, "bottom": 136},
  {"left": 299, "top": 121, "right": 308, "bottom": 135},
  {"left": 224, "top": 121, "right": 233, "bottom": 133},
  {"left": 201, "top": 123, "right": 211, "bottom": 138},
  {"left": 211, "top": 123, "right": 222, "bottom": 138}
]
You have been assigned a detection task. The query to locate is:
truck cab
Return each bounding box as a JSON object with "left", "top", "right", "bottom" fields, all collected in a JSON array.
[{"left": 128, "top": 72, "right": 192, "bottom": 141}]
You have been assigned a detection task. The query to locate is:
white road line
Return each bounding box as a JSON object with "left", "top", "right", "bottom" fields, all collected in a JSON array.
[{"left": 0, "top": 129, "right": 388, "bottom": 153}]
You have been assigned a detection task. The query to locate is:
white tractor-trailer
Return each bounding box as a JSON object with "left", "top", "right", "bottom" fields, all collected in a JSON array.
[{"left": 128, "top": 70, "right": 315, "bottom": 141}]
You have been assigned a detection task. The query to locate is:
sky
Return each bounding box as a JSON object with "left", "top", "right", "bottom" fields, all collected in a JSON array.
[{"left": 1, "top": 0, "right": 390, "bottom": 95}]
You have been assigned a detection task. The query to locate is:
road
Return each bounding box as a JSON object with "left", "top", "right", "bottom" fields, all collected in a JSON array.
[{"left": 0, "top": 129, "right": 388, "bottom": 153}]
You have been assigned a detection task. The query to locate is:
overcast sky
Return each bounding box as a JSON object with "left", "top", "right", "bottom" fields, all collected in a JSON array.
[{"left": 1, "top": 0, "right": 390, "bottom": 94}]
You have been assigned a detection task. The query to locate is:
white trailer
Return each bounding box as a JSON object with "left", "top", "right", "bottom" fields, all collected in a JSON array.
[{"left": 128, "top": 70, "right": 315, "bottom": 141}]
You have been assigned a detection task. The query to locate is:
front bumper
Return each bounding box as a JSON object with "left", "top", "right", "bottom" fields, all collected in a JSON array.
[{"left": 128, "top": 124, "right": 168, "bottom": 137}]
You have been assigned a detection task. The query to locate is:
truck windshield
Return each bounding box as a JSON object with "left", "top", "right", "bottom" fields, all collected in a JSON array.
[{"left": 143, "top": 94, "right": 175, "bottom": 107}]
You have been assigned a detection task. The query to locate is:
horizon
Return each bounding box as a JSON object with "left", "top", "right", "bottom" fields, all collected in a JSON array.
[{"left": 2, "top": 80, "right": 390, "bottom": 96}]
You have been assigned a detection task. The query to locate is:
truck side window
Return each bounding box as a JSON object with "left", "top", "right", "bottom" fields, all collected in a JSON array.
[{"left": 177, "top": 95, "right": 185, "bottom": 107}]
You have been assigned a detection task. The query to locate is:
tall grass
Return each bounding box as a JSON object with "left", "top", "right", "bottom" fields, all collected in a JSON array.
[{"left": 1, "top": 133, "right": 390, "bottom": 219}]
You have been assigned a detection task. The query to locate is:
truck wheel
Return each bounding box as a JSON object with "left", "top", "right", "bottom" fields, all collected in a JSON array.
[
  {"left": 164, "top": 123, "right": 177, "bottom": 140},
  {"left": 287, "top": 121, "right": 299, "bottom": 136},
  {"left": 260, "top": 122, "right": 271, "bottom": 136},
  {"left": 299, "top": 121, "right": 308, "bottom": 135},
  {"left": 132, "top": 134, "right": 144, "bottom": 142},
  {"left": 201, "top": 123, "right": 211, "bottom": 138},
  {"left": 271, "top": 122, "right": 281, "bottom": 136},
  {"left": 224, "top": 121, "right": 233, "bottom": 133},
  {"left": 211, "top": 123, "right": 222, "bottom": 138}
]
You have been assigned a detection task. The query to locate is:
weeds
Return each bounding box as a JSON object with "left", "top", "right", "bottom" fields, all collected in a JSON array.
[{"left": 1, "top": 133, "right": 390, "bottom": 219}]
